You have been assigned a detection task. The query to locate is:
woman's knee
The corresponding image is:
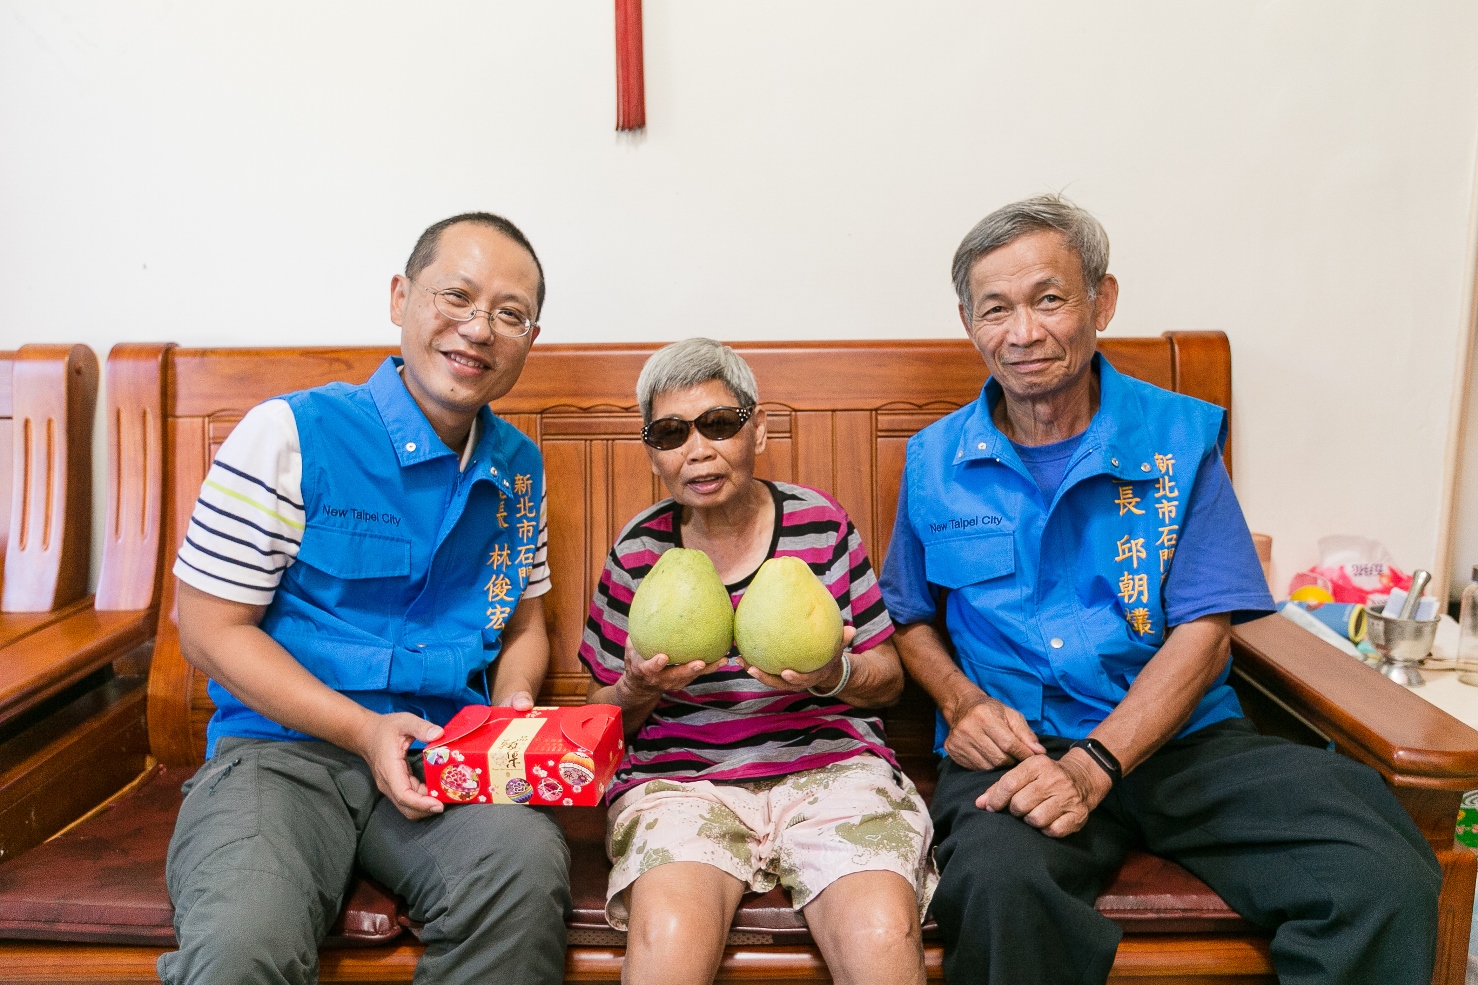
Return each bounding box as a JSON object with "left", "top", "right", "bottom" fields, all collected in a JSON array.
[
  {"left": 627, "top": 899, "right": 695, "bottom": 953},
  {"left": 829, "top": 896, "right": 919, "bottom": 952},
  {"left": 625, "top": 865, "right": 740, "bottom": 958}
]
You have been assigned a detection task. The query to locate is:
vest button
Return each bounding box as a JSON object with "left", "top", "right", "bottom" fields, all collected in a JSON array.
[
  {"left": 1110, "top": 457, "right": 1119, "bottom": 467},
  {"left": 977, "top": 442, "right": 986, "bottom": 450},
  {"left": 405, "top": 442, "right": 417, "bottom": 452},
  {"left": 1141, "top": 463, "right": 1151, "bottom": 472},
  {"left": 1050, "top": 637, "right": 1064, "bottom": 649}
]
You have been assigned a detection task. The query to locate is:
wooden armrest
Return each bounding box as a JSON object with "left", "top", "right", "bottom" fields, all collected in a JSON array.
[
  {"left": 1233, "top": 613, "right": 1478, "bottom": 858},
  {"left": 1229, "top": 609, "right": 1478, "bottom": 786},
  {"left": 0, "top": 607, "right": 83, "bottom": 651},
  {"left": 1232, "top": 614, "right": 1478, "bottom": 790}
]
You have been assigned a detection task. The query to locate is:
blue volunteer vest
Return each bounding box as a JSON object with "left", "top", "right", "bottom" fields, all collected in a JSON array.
[
  {"left": 901, "top": 354, "right": 1242, "bottom": 749},
  {"left": 206, "top": 357, "right": 545, "bottom": 754}
]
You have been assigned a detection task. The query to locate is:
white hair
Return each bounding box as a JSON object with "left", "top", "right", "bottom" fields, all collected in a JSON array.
[{"left": 636, "top": 338, "right": 759, "bottom": 424}]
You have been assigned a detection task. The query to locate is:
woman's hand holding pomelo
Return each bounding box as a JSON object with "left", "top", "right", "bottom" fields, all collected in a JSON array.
[
  {"left": 618, "top": 637, "right": 711, "bottom": 700},
  {"left": 742, "top": 626, "right": 855, "bottom": 692}
]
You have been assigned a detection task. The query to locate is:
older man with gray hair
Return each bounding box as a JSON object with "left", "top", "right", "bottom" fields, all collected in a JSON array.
[{"left": 879, "top": 194, "right": 1440, "bottom": 984}]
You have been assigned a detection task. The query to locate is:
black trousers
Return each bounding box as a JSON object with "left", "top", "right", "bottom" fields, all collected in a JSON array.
[{"left": 929, "top": 718, "right": 1441, "bottom": 985}]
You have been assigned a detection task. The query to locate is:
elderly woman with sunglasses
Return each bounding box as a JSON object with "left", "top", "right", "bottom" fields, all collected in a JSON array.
[{"left": 578, "top": 339, "right": 935, "bottom": 985}]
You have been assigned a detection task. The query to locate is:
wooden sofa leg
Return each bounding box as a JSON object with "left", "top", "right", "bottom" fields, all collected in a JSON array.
[{"left": 1434, "top": 846, "right": 1476, "bottom": 985}]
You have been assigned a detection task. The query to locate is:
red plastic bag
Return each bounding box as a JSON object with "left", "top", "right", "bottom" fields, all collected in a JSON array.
[{"left": 1286, "top": 535, "right": 1411, "bottom": 606}]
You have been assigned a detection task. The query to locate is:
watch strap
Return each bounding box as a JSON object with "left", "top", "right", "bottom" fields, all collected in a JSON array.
[{"left": 1070, "top": 737, "right": 1122, "bottom": 785}]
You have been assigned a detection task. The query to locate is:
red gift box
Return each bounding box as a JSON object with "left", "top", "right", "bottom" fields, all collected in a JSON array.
[{"left": 423, "top": 704, "right": 623, "bottom": 807}]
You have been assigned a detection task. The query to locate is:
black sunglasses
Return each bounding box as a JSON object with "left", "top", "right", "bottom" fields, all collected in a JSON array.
[{"left": 641, "top": 406, "right": 755, "bottom": 450}]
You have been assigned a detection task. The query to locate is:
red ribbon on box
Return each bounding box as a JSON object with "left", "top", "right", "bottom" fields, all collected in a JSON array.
[{"left": 423, "top": 705, "right": 623, "bottom": 807}]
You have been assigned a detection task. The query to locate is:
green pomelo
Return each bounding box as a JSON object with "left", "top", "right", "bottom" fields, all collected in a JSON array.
[
  {"left": 627, "top": 548, "right": 734, "bottom": 665},
  {"left": 734, "top": 556, "right": 844, "bottom": 675}
]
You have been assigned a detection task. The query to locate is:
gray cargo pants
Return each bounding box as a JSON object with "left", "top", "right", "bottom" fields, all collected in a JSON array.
[{"left": 157, "top": 738, "right": 571, "bottom": 985}]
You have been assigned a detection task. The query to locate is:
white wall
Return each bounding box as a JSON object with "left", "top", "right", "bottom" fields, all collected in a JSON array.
[{"left": 3, "top": 0, "right": 1477, "bottom": 594}]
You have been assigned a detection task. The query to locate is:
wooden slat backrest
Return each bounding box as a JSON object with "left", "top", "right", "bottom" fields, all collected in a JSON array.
[
  {"left": 2, "top": 345, "right": 99, "bottom": 613},
  {"left": 95, "top": 345, "right": 172, "bottom": 613},
  {"left": 147, "top": 334, "right": 1232, "bottom": 767}
]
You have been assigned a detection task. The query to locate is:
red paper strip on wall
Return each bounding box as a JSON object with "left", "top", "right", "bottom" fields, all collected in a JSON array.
[{"left": 615, "top": 0, "right": 645, "bottom": 130}]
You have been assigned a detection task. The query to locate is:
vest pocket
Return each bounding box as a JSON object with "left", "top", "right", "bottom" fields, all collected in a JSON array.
[
  {"left": 390, "top": 635, "right": 486, "bottom": 700},
  {"left": 297, "top": 524, "right": 411, "bottom": 580},
  {"left": 924, "top": 531, "right": 1015, "bottom": 590}
]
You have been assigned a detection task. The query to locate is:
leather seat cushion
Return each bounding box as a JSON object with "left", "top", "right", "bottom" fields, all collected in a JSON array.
[
  {"left": 0, "top": 765, "right": 400, "bottom": 946},
  {"left": 0, "top": 764, "right": 1251, "bottom": 948},
  {"left": 1096, "top": 851, "right": 1255, "bottom": 932},
  {"left": 556, "top": 796, "right": 1252, "bottom": 944}
]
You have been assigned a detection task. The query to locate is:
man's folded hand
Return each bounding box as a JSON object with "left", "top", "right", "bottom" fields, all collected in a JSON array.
[
  {"left": 977, "top": 749, "right": 1113, "bottom": 838},
  {"left": 943, "top": 691, "right": 1046, "bottom": 770}
]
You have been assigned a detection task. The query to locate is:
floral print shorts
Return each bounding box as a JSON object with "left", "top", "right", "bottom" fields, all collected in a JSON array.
[{"left": 603, "top": 754, "right": 937, "bottom": 930}]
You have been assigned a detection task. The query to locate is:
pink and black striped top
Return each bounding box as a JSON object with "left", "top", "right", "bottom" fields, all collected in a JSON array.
[{"left": 579, "top": 480, "right": 897, "bottom": 799}]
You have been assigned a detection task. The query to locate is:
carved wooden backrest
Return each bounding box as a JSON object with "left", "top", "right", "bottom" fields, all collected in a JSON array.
[
  {"left": 2, "top": 345, "right": 99, "bottom": 613},
  {"left": 146, "top": 334, "right": 1233, "bottom": 767},
  {"left": 95, "top": 344, "right": 171, "bottom": 614}
]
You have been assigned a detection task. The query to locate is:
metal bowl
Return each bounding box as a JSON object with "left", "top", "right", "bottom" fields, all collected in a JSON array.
[{"left": 1366, "top": 604, "right": 1440, "bottom": 686}]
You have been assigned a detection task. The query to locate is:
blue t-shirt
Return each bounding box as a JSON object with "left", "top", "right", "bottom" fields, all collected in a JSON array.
[{"left": 1011, "top": 433, "right": 1087, "bottom": 504}]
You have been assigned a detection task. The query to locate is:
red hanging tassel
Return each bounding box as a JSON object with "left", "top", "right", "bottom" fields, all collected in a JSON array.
[{"left": 615, "top": 0, "right": 645, "bottom": 130}]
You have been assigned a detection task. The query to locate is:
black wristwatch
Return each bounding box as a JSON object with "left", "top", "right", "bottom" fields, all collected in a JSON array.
[{"left": 1069, "top": 738, "right": 1122, "bottom": 786}]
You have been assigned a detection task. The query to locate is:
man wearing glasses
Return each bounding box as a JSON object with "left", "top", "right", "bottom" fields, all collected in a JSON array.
[{"left": 159, "top": 214, "right": 570, "bottom": 984}]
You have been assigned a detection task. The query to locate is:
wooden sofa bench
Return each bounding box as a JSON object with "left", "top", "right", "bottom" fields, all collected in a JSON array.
[
  {"left": 0, "top": 335, "right": 1476, "bottom": 984},
  {"left": 0, "top": 344, "right": 164, "bottom": 863}
]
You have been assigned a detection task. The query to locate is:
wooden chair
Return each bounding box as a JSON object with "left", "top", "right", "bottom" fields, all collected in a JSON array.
[
  {"left": 0, "top": 335, "right": 1474, "bottom": 984},
  {"left": 0, "top": 344, "right": 169, "bottom": 860}
]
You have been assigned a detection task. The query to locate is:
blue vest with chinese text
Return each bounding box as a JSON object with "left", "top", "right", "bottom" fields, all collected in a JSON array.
[
  {"left": 206, "top": 357, "right": 545, "bottom": 755},
  {"left": 900, "top": 355, "right": 1240, "bottom": 750}
]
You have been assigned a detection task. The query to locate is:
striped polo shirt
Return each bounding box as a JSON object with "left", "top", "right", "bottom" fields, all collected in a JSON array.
[{"left": 578, "top": 480, "right": 897, "bottom": 798}]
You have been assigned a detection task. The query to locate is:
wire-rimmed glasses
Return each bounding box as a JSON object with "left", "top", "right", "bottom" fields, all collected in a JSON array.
[{"left": 409, "top": 278, "right": 537, "bottom": 338}]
